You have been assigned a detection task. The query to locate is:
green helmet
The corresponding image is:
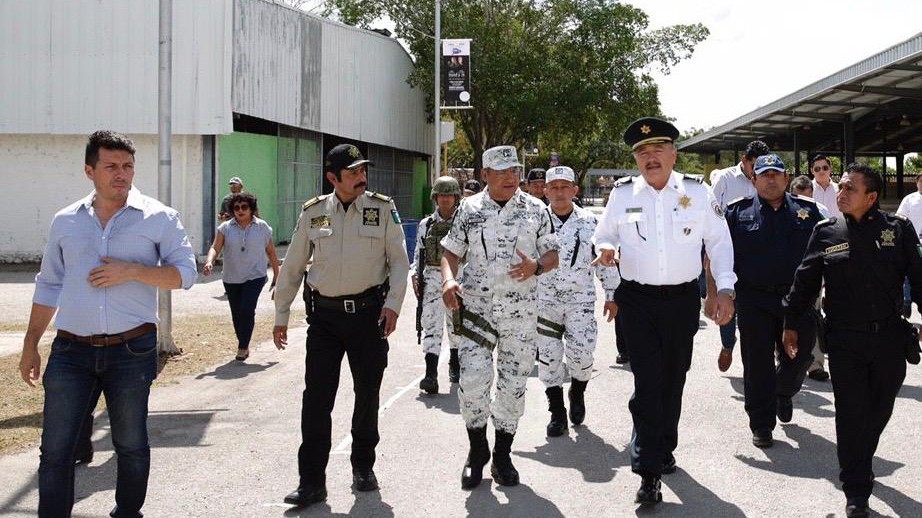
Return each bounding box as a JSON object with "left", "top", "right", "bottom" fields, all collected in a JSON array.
[{"left": 431, "top": 176, "right": 462, "bottom": 199}]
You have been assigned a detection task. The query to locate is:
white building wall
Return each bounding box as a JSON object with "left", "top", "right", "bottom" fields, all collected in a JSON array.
[{"left": 2, "top": 135, "right": 204, "bottom": 262}]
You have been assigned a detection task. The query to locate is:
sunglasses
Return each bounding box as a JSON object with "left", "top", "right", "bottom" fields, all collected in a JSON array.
[
  {"left": 233, "top": 204, "right": 250, "bottom": 211},
  {"left": 813, "top": 165, "right": 830, "bottom": 172}
]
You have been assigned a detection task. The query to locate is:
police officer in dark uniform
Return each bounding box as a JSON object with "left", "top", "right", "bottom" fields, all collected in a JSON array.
[
  {"left": 725, "top": 155, "right": 823, "bottom": 449},
  {"left": 273, "top": 144, "right": 410, "bottom": 507},
  {"left": 783, "top": 163, "right": 922, "bottom": 518}
]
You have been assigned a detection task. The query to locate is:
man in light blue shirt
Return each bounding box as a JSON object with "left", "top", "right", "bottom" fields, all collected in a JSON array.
[{"left": 18, "top": 130, "right": 197, "bottom": 518}]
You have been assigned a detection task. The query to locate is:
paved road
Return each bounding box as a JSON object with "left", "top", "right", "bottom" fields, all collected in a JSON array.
[{"left": 1, "top": 278, "right": 921, "bottom": 517}]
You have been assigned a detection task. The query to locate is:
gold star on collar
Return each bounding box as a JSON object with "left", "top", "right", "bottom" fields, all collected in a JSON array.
[
  {"left": 640, "top": 124, "right": 652, "bottom": 135},
  {"left": 678, "top": 195, "right": 692, "bottom": 209},
  {"left": 796, "top": 208, "right": 809, "bottom": 220}
]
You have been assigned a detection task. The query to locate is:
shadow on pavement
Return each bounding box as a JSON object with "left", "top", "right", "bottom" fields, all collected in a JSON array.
[
  {"left": 0, "top": 411, "right": 42, "bottom": 429},
  {"left": 415, "top": 383, "right": 460, "bottom": 415},
  {"left": 195, "top": 360, "right": 279, "bottom": 380},
  {"left": 517, "top": 425, "right": 625, "bottom": 483},
  {"left": 638, "top": 467, "right": 747, "bottom": 517},
  {"left": 873, "top": 480, "right": 922, "bottom": 516},
  {"left": 281, "top": 489, "right": 395, "bottom": 517},
  {"left": 464, "top": 481, "right": 565, "bottom": 518},
  {"left": 896, "top": 382, "right": 922, "bottom": 403}
]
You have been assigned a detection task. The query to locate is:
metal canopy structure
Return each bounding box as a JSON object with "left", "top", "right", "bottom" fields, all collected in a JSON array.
[{"left": 679, "top": 32, "right": 922, "bottom": 181}]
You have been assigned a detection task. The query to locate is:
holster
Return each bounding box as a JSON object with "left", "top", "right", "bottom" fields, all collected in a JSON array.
[
  {"left": 302, "top": 275, "right": 314, "bottom": 324},
  {"left": 902, "top": 318, "right": 921, "bottom": 365}
]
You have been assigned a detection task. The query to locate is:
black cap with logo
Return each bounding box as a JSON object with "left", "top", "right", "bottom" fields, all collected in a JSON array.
[
  {"left": 623, "top": 117, "right": 680, "bottom": 151},
  {"left": 325, "top": 144, "right": 374, "bottom": 173}
]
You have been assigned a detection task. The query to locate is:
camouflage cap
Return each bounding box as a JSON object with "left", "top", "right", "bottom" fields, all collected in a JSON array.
[{"left": 431, "top": 176, "right": 462, "bottom": 198}]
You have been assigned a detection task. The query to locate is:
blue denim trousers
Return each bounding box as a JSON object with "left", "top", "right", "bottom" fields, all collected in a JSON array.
[
  {"left": 39, "top": 330, "right": 158, "bottom": 518},
  {"left": 224, "top": 276, "right": 267, "bottom": 349}
]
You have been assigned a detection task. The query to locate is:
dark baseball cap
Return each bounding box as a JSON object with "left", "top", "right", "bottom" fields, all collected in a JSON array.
[
  {"left": 527, "top": 168, "right": 546, "bottom": 183},
  {"left": 325, "top": 144, "right": 373, "bottom": 173},
  {"left": 754, "top": 154, "right": 786, "bottom": 175}
]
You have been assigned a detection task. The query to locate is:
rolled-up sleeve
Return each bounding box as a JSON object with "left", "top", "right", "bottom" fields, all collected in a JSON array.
[
  {"left": 441, "top": 204, "right": 469, "bottom": 257},
  {"left": 536, "top": 208, "right": 559, "bottom": 255},
  {"left": 33, "top": 217, "right": 65, "bottom": 307},
  {"left": 702, "top": 187, "right": 737, "bottom": 291},
  {"left": 160, "top": 211, "right": 198, "bottom": 290}
]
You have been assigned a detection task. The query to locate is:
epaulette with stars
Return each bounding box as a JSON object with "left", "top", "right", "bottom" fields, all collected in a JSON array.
[
  {"left": 368, "top": 191, "right": 393, "bottom": 203},
  {"left": 681, "top": 173, "right": 704, "bottom": 184},
  {"left": 301, "top": 194, "right": 330, "bottom": 211},
  {"left": 614, "top": 176, "right": 634, "bottom": 188}
]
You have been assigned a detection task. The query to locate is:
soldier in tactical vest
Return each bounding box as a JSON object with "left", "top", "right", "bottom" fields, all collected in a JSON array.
[{"left": 412, "top": 176, "right": 463, "bottom": 394}]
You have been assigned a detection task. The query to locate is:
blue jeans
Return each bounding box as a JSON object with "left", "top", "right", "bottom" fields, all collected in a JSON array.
[
  {"left": 39, "top": 331, "right": 158, "bottom": 518},
  {"left": 720, "top": 313, "right": 738, "bottom": 350},
  {"left": 224, "top": 276, "right": 267, "bottom": 349}
]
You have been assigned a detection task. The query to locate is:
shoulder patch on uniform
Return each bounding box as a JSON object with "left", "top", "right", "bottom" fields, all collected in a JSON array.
[
  {"left": 369, "top": 191, "right": 393, "bottom": 203},
  {"left": 391, "top": 208, "right": 401, "bottom": 224},
  {"left": 302, "top": 196, "right": 323, "bottom": 211},
  {"left": 615, "top": 176, "right": 634, "bottom": 188},
  {"left": 824, "top": 242, "right": 849, "bottom": 255},
  {"left": 727, "top": 196, "right": 751, "bottom": 208},
  {"left": 682, "top": 173, "right": 704, "bottom": 184}
]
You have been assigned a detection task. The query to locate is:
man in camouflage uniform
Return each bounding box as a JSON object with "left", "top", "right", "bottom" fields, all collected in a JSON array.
[
  {"left": 440, "top": 145, "right": 559, "bottom": 489},
  {"left": 537, "top": 166, "right": 620, "bottom": 437},
  {"left": 412, "top": 176, "right": 462, "bottom": 394}
]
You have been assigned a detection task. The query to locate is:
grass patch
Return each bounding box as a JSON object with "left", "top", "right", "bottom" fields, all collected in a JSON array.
[{"left": 0, "top": 313, "right": 275, "bottom": 455}]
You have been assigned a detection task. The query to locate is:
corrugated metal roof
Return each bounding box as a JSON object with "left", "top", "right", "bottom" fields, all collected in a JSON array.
[
  {"left": 679, "top": 32, "right": 922, "bottom": 156},
  {"left": 0, "top": 0, "right": 233, "bottom": 135}
]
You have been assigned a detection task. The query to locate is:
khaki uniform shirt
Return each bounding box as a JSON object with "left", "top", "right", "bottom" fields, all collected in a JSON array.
[{"left": 274, "top": 191, "right": 410, "bottom": 326}]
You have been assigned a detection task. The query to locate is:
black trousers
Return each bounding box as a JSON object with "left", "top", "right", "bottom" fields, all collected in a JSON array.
[
  {"left": 616, "top": 281, "right": 699, "bottom": 477},
  {"left": 736, "top": 290, "right": 815, "bottom": 433},
  {"left": 827, "top": 327, "right": 905, "bottom": 500},
  {"left": 299, "top": 305, "right": 388, "bottom": 486},
  {"left": 615, "top": 312, "right": 629, "bottom": 358}
]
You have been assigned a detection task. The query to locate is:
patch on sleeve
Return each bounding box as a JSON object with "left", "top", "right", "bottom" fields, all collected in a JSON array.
[
  {"left": 712, "top": 200, "right": 724, "bottom": 218},
  {"left": 824, "top": 242, "right": 849, "bottom": 255},
  {"left": 391, "top": 208, "right": 401, "bottom": 224},
  {"left": 917, "top": 244, "right": 922, "bottom": 258}
]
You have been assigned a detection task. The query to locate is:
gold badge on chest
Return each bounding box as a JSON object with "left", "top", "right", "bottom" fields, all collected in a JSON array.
[
  {"left": 880, "top": 229, "right": 896, "bottom": 247},
  {"left": 678, "top": 195, "right": 692, "bottom": 209},
  {"left": 363, "top": 208, "right": 380, "bottom": 226},
  {"left": 796, "top": 208, "right": 810, "bottom": 220}
]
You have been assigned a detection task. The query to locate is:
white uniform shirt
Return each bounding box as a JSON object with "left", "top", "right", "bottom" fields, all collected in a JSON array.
[
  {"left": 897, "top": 191, "right": 922, "bottom": 238},
  {"left": 710, "top": 163, "right": 756, "bottom": 209},
  {"left": 593, "top": 171, "right": 736, "bottom": 291},
  {"left": 811, "top": 179, "right": 842, "bottom": 219},
  {"left": 538, "top": 205, "right": 620, "bottom": 304}
]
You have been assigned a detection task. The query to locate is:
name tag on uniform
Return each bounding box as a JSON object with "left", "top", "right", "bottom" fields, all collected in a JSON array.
[
  {"left": 625, "top": 207, "right": 643, "bottom": 214},
  {"left": 824, "top": 242, "right": 849, "bottom": 255},
  {"left": 468, "top": 216, "right": 486, "bottom": 225},
  {"left": 310, "top": 215, "right": 331, "bottom": 228},
  {"left": 363, "top": 208, "right": 380, "bottom": 226},
  {"left": 739, "top": 214, "right": 755, "bottom": 222}
]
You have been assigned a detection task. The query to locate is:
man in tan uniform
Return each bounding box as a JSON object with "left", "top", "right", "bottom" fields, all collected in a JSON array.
[{"left": 273, "top": 143, "right": 409, "bottom": 507}]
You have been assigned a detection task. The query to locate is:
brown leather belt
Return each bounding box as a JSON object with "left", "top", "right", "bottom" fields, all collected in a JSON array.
[{"left": 56, "top": 323, "right": 157, "bottom": 347}]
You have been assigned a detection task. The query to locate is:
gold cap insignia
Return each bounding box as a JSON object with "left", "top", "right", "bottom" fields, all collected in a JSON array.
[{"left": 640, "top": 124, "right": 652, "bottom": 135}]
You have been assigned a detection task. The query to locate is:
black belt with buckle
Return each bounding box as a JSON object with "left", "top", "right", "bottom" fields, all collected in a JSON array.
[
  {"left": 830, "top": 315, "right": 900, "bottom": 334},
  {"left": 313, "top": 286, "right": 384, "bottom": 314},
  {"left": 56, "top": 323, "right": 157, "bottom": 347},
  {"left": 738, "top": 281, "right": 792, "bottom": 295},
  {"left": 621, "top": 279, "right": 697, "bottom": 297}
]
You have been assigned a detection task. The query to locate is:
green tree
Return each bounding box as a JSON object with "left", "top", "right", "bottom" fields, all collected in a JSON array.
[{"left": 324, "top": 0, "right": 708, "bottom": 175}]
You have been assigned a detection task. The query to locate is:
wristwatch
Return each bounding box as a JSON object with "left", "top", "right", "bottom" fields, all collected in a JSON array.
[
  {"left": 718, "top": 288, "right": 736, "bottom": 300},
  {"left": 534, "top": 261, "right": 545, "bottom": 276}
]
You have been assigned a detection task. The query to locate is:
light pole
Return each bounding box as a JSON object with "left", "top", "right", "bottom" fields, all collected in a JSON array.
[{"left": 433, "top": 0, "right": 441, "bottom": 182}]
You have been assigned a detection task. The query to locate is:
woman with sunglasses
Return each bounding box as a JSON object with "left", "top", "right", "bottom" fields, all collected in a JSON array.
[{"left": 204, "top": 191, "right": 280, "bottom": 360}]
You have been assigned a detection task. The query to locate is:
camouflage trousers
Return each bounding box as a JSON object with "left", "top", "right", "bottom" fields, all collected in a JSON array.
[
  {"left": 420, "top": 267, "right": 459, "bottom": 355},
  {"left": 537, "top": 301, "right": 597, "bottom": 387},
  {"left": 456, "top": 294, "right": 536, "bottom": 434}
]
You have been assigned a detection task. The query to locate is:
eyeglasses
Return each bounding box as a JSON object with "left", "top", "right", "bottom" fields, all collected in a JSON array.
[
  {"left": 233, "top": 204, "right": 250, "bottom": 211},
  {"left": 813, "top": 165, "right": 830, "bottom": 172}
]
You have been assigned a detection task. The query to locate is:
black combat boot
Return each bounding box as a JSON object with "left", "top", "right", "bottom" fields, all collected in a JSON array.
[
  {"left": 448, "top": 348, "right": 460, "bottom": 383},
  {"left": 568, "top": 379, "right": 588, "bottom": 425},
  {"left": 419, "top": 353, "right": 439, "bottom": 394},
  {"left": 491, "top": 430, "right": 520, "bottom": 486},
  {"left": 461, "top": 426, "right": 490, "bottom": 489},
  {"left": 635, "top": 475, "right": 662, "bottom": 505},
  {"left": 545, "top": 386, "right": 568, "bottom": 437}
]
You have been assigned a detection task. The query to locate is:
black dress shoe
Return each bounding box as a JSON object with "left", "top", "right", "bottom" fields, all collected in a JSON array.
[
  {"left": 845, "top": 498, "right": 870, "bottom": 518},
  {"left": 635, "top": 476, "right": 662, "bottom": 505},
  {"left": 777, "top": 396, "right": 793, "bottom": 423},
  {"left": 109, "top": 506, "right": 142, "bottom": 518},
  {"left": 615, "top": 354, "right": 630, "bottom": 364},
  {"left": 752, "top": 430, "right": 774, "bottom": 448},
  {"left": 283, "top": 485, "right": 327, "bottom": 507},
  {"left": 353, "top": 469, "right": 379, "bottom": 491},
  {"left": 662, "top": 454, "right": 677, "bottom": 474},
  {"left": 808, "top": 368, "right": 830, "bottom": 381}
]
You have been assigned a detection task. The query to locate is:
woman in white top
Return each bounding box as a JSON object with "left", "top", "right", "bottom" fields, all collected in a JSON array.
[{"left": 204, "top": 192, "right": 280, "bottom": 360}]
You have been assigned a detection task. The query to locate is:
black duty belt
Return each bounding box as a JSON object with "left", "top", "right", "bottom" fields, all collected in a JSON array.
[
  {"left": 828, "top": 315, "right": 901, "bottom": 334},
  {"left": 620, "top": 279, "right": 697, "bottom": 297},
  {"left": 738, "top": 281, "right": 792, "bottom": 295},
  {"left": 313, "top": 286, "right": 384, "bottom": 314},
  {"left": 57, "top": 323, "right": 157, "bottom": 347}
]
